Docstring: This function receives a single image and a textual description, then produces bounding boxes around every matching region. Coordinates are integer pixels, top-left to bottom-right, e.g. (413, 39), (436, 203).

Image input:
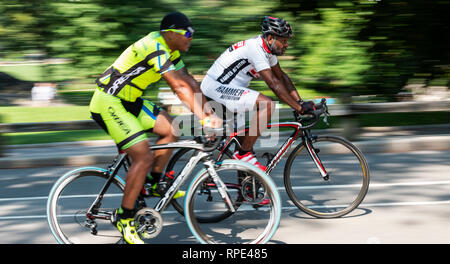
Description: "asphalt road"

(1, 150), (449, 244)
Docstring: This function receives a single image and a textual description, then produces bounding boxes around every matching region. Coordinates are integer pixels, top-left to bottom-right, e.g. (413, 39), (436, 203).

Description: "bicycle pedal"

(110, 211), (117, 226)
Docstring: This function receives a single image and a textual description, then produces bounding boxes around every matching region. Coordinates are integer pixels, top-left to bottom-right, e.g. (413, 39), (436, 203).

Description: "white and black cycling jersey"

(205, 35), (278, 88)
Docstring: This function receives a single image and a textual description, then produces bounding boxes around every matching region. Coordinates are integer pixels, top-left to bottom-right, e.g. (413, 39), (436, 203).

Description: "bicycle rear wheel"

(185, 160), (281, 244)
(284, 135), (370, 218)
(47, 167), (125, 244)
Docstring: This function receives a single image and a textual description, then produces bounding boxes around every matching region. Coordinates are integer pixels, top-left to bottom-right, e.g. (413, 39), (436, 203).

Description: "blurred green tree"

(361, 0), (450, 97)
(47, 0), (169, 78)
(274, 0), (450, 99)
(46, 0), (277, 80)
(294, 7), (371, 92)
(1, 0), (448, 101)
(0, 0), (54, 59)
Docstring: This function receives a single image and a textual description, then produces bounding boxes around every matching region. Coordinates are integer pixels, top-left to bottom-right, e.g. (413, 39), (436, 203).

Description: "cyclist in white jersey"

(201, 16), (315, 171)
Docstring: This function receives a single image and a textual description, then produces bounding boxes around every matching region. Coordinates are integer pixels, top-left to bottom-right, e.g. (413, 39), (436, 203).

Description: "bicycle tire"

(47, 167), (125, 244)
(284, 135), (370, 218)
(167, 147), (238, 223)
(185, 160), (281, 244)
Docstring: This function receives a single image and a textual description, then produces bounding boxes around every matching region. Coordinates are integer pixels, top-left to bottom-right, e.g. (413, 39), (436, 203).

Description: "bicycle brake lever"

(322, 100), (330, 126)
(322, 107), (331, 126)
(323, 114), (329, 126)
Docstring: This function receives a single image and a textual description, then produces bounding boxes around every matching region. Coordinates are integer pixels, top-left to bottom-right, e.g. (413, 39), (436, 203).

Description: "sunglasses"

(162, 27), (194, 38)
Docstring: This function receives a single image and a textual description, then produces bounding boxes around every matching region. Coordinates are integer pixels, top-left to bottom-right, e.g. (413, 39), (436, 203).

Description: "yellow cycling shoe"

(141, 183), (185, 199)
(172, 190), (186, 199)
(116, 217), (144, 244)
(151, 184), (186, 199)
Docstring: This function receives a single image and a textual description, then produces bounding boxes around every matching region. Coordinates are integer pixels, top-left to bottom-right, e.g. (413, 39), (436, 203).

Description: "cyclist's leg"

(122, 140), (152, 209)
(132, 99), (172, 183)
(91, 94), (152, 209)
(240, 93), (274, 152)
(200, 77), (269, 170)
(151, 110), (186, 198)
(115, 114), (152, 244)
(149, 110), (178, 176)
(90, 90), (152, 244)
(135, 99), (184, 198)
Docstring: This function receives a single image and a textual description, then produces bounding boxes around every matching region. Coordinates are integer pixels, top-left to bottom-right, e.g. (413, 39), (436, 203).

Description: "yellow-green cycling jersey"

(90, 31), (183, 150)
(96, 31), (185, 102)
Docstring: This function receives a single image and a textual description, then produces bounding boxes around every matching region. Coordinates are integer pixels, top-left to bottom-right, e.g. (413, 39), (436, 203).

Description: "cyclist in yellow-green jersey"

(95, 31), (185, 102)
(89, 12), (221, 244)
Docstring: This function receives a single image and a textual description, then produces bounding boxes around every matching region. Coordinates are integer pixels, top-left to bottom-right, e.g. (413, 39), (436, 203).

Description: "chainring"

(135, 208), (163, 239)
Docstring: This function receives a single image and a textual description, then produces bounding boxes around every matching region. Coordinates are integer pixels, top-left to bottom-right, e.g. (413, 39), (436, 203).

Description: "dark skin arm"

(271, 63), (302, 102)
(177, 67), (214, 113)
(162, 67), (220, 126)
(259, 64), (303, 112)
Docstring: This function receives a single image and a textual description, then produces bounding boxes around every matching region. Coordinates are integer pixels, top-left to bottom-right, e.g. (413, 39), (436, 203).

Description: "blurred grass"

(0, 105), (90, 123)
(0, 64), (43, 81)
(4, 130), (111, 145)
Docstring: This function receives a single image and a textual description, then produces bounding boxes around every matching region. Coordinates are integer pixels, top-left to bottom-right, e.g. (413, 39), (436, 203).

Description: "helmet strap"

(269, 36), (277, 51)
(263, 35), (277, 53)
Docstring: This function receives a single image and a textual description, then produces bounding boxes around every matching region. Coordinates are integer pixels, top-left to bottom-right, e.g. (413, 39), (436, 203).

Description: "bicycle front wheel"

(185, 160), (281, 244)
(47, 167), (125, 244)
(284, 135), (370, 218)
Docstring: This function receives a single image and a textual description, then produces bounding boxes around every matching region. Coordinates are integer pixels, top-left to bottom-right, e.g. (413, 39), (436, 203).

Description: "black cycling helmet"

(261, 16), (293, 38)
(160, 12), (193, 30)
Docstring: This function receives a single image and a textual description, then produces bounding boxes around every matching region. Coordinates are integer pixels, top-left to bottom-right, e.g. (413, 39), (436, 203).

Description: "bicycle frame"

(217, 121), (329, 178)
(86, 139), (234, 220)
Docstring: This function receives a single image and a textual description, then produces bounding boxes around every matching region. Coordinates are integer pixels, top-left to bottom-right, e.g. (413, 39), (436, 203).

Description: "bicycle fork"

(204, 160), (236, 213)
(305, 139), (329, 181)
